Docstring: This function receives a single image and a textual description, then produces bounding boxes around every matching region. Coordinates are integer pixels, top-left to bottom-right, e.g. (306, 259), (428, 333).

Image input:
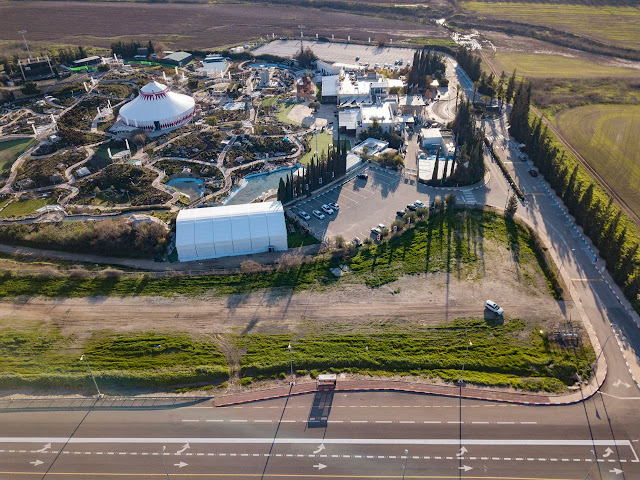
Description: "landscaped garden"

(15, 148), (86, 189)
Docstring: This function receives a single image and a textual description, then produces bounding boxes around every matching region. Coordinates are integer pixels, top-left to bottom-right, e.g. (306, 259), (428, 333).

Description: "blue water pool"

(224, 166), (300, 205)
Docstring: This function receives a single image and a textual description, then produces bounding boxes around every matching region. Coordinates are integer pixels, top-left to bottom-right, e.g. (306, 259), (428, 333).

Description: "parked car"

(298, 210), (311, 221)
(329, 202), (340, 210)
(484, 300), (504, 316)
(377, 223), (386, 230)
(357, 173), (369, 180)
(406, 204), (418, 211)
(321, 204), (335, 215)
(414, 200), (427, 208)
(312, 210), (325, 220)
(353, 237), (362, 247)
(371, 227), (381, 235)
(397, 209), (406, 217)
(528, 169), (538, 177)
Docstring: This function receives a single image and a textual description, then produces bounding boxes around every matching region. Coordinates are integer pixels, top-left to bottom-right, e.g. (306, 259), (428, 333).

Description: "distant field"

(0, 138), (36, 172)
(0, 1), (444, 51)
(555, 105), (640, 218)
(0, 197), (55, 218)
(462, 2), (640, 51)
(490, 53), (640, 78)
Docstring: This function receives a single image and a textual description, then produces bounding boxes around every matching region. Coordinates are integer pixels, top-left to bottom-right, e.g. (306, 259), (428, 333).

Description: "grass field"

(300, 131), (334, 165)
(0, 209), (559, 298)
(237, 318), (594, 393)
(0, 197), (55, 219)
(555, 104), (640, 219)
(275, 101), (301, 126)
(0, 138), (37, 173)
(0, 329), (229, 392)
(490, 53), (640, 79)
(462, 2), (640, 51)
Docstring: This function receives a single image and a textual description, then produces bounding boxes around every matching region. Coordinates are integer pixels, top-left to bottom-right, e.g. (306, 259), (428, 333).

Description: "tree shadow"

(306, 390), (334, 429)
(504, 216), (521, 280)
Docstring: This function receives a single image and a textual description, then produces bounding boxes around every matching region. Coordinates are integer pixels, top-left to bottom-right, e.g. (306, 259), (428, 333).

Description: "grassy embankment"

(274, 101), (301, 126)
(0, 138), (37, 173)
(0, 321), (593, 394)
(0, 330), (229, 391)
(238, 319), (594, 393)
(461, 2), (640, 51)
(0, 209), (560, 298)
(555, 105), (640, 219)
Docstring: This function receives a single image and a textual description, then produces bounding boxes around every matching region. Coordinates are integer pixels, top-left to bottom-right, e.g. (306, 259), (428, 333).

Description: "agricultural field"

(555, 104), (640, 218)
(0, 1), (446, 51)
(0, 138), (37, 173)
(461, 2), (640, 51)
(0, 197), (56, 218)
(0, 329), (229, 392)
(489, 52), (640, 79)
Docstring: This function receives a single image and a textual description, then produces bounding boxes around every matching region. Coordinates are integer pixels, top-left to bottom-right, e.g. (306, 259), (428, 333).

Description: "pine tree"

(505, 70), (516, 104)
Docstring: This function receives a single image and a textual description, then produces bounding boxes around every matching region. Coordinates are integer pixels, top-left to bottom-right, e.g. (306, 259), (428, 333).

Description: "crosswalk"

(460, 190), (476, 205)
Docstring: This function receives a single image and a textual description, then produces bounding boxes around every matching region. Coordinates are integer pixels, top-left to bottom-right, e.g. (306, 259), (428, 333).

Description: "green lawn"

(555, 104), (640, 219)
(490, 53), (640, 79)
(286, 218), (319, 248)
(275, 101), (301, 126)
(0, 329), (229, 392)
(0, 138), (37, 173)
(462, 2), (640, 51)
(261, 96), (279, 108)
(300, 131), (334, 165)
(0, 209), (559, 299)
(0, 197), (56, 218)
(237, 318), (594, 393)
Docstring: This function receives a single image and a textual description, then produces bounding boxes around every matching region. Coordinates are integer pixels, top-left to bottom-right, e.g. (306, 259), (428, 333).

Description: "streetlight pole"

(458, 341), (472, 479)
(161, 445), (171, 480)
(401, 449), (409, 480)
(80, 354), (101, 397)
(287, 343), (294, 387)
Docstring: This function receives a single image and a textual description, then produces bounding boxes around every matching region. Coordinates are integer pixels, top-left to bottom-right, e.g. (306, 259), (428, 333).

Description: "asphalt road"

(0, 391), (638, 479)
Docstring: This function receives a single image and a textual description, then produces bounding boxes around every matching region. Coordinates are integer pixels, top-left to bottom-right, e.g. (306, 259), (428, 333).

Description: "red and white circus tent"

(118, 80), (195, 132)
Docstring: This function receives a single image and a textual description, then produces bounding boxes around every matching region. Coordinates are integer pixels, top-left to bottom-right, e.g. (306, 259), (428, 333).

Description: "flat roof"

(164, 51), (193, 62)
(72, 56), (101, 64)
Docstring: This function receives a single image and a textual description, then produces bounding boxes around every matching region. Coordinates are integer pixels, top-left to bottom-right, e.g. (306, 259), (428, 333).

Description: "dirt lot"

(0, 1), (447, 52)
(0, 267), (573, 341)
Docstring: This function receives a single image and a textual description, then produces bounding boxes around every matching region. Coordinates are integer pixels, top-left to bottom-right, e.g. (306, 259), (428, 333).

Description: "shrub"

(240, 260), (265, 274)
(277, 253), (302, 270)
(239, 377), (253, 386)
(334, 235), (346, 249)
(445, 193), (457, 208)
(101, 268), (123, 279)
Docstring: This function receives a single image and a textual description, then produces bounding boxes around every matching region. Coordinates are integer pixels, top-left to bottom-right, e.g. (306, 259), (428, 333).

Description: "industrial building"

(72, 56), (102, 68)
(175, 202), (288, 262)
(117, 80), (195, 132)
(161, 52), (193, 67)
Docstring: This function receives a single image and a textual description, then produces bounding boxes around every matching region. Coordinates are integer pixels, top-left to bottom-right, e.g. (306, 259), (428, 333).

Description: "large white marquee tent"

(118, 80), (195, 132)
(175, 202), (288, 262)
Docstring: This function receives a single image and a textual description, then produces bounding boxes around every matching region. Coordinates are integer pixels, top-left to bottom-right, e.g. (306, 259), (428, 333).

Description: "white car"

(484, 300), (504, 316)
(298, 210), (311, 221)
(414, 200), (427, 209)
(312, 210), (325, 220)
(321, 204), (335, 215)
(377, 223), (386, 230)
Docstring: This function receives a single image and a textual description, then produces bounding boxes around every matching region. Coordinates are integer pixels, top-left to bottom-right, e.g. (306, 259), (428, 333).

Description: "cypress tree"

(432, 147), (440, 181)
(505, 70), (516, 104)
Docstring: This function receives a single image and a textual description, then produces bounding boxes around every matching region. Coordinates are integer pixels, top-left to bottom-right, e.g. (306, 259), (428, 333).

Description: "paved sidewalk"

(213, 377), (605, 408)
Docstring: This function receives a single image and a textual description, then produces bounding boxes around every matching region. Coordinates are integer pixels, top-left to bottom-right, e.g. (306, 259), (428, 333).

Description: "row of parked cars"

(369, 199), (427, 237)
(297, 202), (340, 221)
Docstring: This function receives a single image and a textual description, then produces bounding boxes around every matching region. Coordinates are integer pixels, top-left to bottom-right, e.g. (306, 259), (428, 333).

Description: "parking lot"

(254, 40), (415, 69)
(288, 166), (479, 242)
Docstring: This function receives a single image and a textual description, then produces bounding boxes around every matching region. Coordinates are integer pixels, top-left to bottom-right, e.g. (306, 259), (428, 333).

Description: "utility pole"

(18, 30), (31, 59)
(401, 449), (409, 480)
(80, 354), (101, 397)
(161, 446), (171, 480)
(458, 341), (472, 479)
(287, 343), (294, 387)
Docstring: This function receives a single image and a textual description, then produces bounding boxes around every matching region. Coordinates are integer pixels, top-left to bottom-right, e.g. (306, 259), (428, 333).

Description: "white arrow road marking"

(174, 462), (188, 468)
(36, 443), (51, 453)
(613, 379), (631, 388)
(457, 446), (468, 456)
(313, 444), (325, 454)
(176, 443), (190, 454)
(459, 465), (473, 472)
(30, 460), (44, 466)
(313, 463), (327, 470)
(602, 447), (614, 458)
(609, 468), (623, 475)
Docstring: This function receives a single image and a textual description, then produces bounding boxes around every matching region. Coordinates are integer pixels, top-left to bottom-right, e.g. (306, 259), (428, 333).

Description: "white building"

(338, 100), (409, 137)
(316, 59), (364, 76)
(117, 80), (195, 132)
(321, 72), (392, 106)
(259, 67), (272, 87)
(175, 202), (288, 262)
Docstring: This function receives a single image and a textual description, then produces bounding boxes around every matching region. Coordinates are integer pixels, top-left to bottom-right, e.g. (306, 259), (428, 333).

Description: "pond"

(167, 177), (205, 200)
(224, 165), (301, 205)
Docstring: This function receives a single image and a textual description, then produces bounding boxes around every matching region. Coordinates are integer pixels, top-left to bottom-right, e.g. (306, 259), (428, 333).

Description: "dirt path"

(0, 273), (574, 339)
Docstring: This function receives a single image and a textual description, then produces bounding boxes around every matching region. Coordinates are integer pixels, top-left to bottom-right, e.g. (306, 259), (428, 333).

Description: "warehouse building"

(161, 51), (193, 67)
(175, 202), (288, 262)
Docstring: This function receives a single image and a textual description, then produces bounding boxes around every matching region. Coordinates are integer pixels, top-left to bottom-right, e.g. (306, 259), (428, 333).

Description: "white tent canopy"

(118, 80), (195, 132)
(175, 202), (288, 262)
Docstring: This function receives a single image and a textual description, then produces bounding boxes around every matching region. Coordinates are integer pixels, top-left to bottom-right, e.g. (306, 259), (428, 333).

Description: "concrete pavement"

(0, 391), (637, 479)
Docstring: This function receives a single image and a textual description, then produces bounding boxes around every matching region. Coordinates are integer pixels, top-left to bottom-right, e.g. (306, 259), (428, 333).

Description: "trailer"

(316, 374), (337, 391)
